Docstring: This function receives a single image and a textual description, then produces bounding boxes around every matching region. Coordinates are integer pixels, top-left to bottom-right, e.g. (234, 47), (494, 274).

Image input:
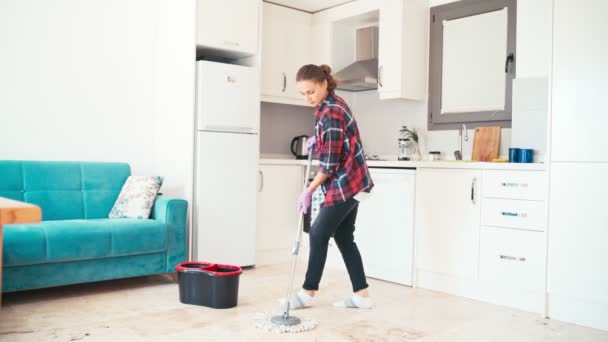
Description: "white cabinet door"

(261, 3), (288, 99)
(415, 168), (481, 285)
(378, 0), (427, 100)
(310, 17), (331, 66)
(195, 131), (257, 267)
(378, 0), (402, 98)
(356, 168), (416, 286)
(551, 0), (608, 162)
(547, 162), (608, 330)
(256, 164), (304, 264)
(261, 3), (310, 106)
(197, 0), (260, 57)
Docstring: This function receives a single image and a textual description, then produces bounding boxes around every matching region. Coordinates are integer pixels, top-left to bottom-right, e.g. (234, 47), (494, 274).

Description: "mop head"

(254, 312), (319, 333)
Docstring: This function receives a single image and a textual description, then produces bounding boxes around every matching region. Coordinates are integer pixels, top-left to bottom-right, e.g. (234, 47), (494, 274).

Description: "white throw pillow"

(109, 176), (163, 219)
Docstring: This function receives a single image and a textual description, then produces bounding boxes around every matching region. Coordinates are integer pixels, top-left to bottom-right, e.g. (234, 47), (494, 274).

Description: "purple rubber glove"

(306, 136), (317, 152)
(297, 189), (313, 214)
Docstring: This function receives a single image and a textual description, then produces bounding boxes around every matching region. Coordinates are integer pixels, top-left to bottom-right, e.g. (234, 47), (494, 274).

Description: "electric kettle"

(290, 135), (309, 160)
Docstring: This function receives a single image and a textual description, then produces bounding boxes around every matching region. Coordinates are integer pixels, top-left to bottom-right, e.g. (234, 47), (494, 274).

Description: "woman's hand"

(306, 136), (317, 152)
(297, 189), (313, 214)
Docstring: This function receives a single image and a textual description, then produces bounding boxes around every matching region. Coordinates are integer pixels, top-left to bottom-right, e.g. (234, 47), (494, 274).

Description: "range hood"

(334, 26), (379, 92)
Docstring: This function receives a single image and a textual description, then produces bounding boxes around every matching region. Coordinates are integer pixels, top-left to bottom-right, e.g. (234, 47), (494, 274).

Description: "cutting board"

(472, 126), (501, 161)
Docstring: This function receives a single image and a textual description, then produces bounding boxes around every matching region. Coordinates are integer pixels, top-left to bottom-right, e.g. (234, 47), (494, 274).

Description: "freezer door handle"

(259, 170), (264, 192)
(199, 126), (257, 134)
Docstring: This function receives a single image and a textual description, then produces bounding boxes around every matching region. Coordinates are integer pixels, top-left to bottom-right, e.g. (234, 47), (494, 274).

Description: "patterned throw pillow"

(109, 176), (163, 219)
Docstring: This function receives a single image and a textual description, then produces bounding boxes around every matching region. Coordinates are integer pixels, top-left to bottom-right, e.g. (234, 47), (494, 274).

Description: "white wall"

(351, 90), (511, 160)
(0, 0), (196, 201)
(153, 0), (197, 201)
(260, 102), (314, 156)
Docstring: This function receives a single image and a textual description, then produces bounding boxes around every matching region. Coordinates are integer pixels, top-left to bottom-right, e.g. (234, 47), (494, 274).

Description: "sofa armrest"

(151, 196), (188, 272)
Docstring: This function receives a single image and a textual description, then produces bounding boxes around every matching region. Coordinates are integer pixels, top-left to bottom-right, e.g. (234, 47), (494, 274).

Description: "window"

(428, 0), (516, 130)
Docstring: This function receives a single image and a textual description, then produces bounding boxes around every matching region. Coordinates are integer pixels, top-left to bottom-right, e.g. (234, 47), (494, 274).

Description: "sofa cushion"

(0, 161), (25, 201)
(3, 219), (167, 267)
(0, 161), (130, 221)
(81, 163), (131, 219)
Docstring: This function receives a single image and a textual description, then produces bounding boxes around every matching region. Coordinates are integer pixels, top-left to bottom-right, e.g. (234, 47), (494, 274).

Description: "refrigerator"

(194, 60), (258, 267)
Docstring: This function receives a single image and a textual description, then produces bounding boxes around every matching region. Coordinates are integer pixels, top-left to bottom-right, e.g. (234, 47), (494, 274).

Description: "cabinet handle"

(223, 40), (240, 47)
(282, 72), (286, 92)
(500, 254), (526, 262)
(259, 170), (264, 192)
(500, 211), (528, 218)
(378, 65), (383, 87)
(471, 177), (477, 204)
(505, 53), (515, 73)
(501, 182), (528, 188)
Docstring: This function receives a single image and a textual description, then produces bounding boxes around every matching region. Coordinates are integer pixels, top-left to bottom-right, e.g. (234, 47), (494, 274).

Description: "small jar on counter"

(427, 151), (441, 161)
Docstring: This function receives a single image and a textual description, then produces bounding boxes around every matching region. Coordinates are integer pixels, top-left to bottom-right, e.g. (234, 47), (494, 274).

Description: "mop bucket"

(175, 261), (243, 309)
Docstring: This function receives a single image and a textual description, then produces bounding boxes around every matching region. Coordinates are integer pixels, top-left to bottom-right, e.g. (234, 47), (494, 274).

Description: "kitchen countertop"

(259, 155), (547, 171)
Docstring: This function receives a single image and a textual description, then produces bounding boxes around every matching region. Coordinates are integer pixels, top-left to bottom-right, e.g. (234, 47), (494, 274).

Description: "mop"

(255, 152), (319, 333)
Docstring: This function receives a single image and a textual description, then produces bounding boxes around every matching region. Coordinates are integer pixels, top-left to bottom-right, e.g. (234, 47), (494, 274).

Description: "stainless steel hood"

(334, 26), (379, 92)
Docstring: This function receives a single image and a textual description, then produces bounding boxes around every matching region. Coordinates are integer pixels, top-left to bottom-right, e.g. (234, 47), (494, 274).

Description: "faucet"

(454, 124), (468, 160)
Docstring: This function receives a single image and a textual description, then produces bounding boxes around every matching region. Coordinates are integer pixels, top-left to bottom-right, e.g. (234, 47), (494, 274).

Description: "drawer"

(481, 198), (547, 232)
(482, 170), (548, 200)
(479, 226), (545, 292)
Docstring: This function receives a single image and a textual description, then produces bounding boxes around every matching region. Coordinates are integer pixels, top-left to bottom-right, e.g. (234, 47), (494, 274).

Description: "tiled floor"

(1, 262), (607, 341)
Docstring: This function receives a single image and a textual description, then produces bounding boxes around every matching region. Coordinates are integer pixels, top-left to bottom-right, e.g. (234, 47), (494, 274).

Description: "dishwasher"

(354, 167), (416, 286)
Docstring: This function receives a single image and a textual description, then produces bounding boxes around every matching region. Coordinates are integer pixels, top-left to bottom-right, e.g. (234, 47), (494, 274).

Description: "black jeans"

(303, 197), (369, 292)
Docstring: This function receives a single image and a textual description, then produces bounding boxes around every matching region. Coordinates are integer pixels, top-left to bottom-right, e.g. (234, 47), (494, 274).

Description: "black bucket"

(175, 262), (243, 309)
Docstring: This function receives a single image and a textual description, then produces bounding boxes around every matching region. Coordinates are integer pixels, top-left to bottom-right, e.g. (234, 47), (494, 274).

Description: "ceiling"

(264, 0), (356, 13)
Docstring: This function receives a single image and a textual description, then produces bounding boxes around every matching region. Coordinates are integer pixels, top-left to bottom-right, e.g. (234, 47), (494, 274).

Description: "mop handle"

(282, 152), (314, 319)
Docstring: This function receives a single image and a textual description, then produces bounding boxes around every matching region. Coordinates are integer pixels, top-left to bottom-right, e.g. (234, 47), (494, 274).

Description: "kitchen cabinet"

(551, 0), (608, 162)
(478, 226), (545, 312)
(477, 169), (548, 314)
(197, 0), (260, 58)
(355, 168), (416, 286)
(377, 0), (428, 100)
(545, 0), (608, 331)
(311, 0), (427, 100)
(256, 164), (304, 265)
(415, 168), (481, 297)
(547, 163), (608, 331)
(261, 2), (311, 106)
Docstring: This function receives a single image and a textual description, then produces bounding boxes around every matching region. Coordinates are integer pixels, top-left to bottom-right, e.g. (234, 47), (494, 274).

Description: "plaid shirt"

(314, 91), (374, 207)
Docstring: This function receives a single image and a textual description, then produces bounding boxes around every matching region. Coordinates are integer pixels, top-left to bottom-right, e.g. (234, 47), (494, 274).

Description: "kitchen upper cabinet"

(261, 3), (311, 106)
(547, 163), (608, 331)
(256, 164), (304, 265)
(355, 168), (416, 286)
(378, 0), (428, 100)
(415, 168), (481, 296)
(311, 0), (427, 100)
(551, 0), (608, 162)
(197, 0), (260, 58)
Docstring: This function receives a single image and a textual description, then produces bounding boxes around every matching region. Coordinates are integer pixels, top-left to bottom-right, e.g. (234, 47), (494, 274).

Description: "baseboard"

(416, 270), (546, 315)
(476, 281), (545, 315)
(415, 270), (481, 300)
(547, 293), (608, 332)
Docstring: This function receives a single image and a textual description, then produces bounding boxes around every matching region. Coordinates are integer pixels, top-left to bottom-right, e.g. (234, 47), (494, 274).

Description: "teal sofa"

(0, 160), (188, 292)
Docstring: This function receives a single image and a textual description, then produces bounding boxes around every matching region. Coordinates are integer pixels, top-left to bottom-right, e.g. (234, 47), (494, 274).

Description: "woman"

(283, 64), (374, 310)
